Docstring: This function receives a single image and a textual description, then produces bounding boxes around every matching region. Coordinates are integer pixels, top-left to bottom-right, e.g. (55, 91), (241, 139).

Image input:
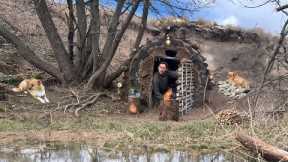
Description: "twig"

(69, 89), (80, 103)
(253, 18), (288, 105)
(64, 101), (80, 113)
(202, 75), (209, 106)
(276, 4), (288, 12)
(49, 111), (53, 124)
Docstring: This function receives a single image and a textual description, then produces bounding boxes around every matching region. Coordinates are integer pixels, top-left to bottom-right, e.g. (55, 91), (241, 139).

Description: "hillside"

(0, 0), (151, 77)
(1, 0), (286, 109)
(1, 1), (288, 160)
(1, 2), (279, 89)
(0, 0), (282, 113)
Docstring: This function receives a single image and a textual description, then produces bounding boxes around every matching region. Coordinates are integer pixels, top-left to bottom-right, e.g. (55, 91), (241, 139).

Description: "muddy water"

(0, 143), (260, 162)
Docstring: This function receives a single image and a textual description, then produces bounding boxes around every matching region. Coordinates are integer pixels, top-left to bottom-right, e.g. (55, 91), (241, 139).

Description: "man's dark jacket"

(152, 71), (178, 103)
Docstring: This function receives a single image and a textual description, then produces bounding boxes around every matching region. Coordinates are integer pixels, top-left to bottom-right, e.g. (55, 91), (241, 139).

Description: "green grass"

(0, 119), (43, 131)
(0, 113), (286, 152)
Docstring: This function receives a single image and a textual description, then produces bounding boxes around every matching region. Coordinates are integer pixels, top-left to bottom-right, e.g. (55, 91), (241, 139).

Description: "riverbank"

(0, 112), (236, 152)
(0, 110), (286, 153)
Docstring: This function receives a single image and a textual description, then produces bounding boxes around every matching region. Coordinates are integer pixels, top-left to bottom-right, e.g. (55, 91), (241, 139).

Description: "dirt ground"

(0, 82), (239, 146)
(0, 84), (232, 119)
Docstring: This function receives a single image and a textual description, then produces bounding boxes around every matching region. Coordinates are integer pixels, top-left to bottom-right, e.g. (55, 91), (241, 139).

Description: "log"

(235, 132), (288, 162)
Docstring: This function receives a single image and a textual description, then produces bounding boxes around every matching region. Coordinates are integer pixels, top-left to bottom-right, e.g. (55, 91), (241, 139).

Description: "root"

(56, 90), (112, 117)
(74, 93), (111, 117)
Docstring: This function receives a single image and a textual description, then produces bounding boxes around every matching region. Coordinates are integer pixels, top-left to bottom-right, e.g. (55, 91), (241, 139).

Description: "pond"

(0, 143), (262, 162)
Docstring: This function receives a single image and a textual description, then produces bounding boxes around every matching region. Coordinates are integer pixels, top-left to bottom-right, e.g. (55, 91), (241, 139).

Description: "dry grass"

(149, 16), (189, 27)
(195, 18), (217, 28)
(0, 111), (237, 151)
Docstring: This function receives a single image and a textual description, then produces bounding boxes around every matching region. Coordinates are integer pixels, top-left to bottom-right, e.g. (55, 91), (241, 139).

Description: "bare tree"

(0, 0), (205, 90)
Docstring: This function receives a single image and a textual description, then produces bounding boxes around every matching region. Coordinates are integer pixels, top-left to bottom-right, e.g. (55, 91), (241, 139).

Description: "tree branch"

(260, 18), (288, 88)
(86, 0), (126, 89)
(104, 0), (150, 87)
(132, 0), (149, 51)
(0, 23), (63, 81)
(33, 0), (75, 83)
(104, 60), (130, 87)
(110, 0), (141, 58)
(75, 0), (88, 71)
(67, 0), (75, 61)
(276, 4), (288, 11)
(90, 0), (101, 73)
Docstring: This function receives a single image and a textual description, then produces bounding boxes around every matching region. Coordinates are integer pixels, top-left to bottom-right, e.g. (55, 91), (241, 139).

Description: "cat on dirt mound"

(159, 88), (179, 121)
(12, 78), (50, 104)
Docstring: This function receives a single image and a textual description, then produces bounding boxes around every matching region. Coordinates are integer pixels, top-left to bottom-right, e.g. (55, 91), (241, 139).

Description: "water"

(0, 143), (260, 162)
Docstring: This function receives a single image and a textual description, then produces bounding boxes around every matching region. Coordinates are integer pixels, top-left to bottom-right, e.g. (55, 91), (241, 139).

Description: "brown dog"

(12, 79), (49, 103)
(227, 72), (250, 90)
(159, 88), (179, 121)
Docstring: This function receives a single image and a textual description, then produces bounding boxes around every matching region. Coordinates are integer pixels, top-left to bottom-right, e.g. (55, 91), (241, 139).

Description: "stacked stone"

(217, 80), (248, 99)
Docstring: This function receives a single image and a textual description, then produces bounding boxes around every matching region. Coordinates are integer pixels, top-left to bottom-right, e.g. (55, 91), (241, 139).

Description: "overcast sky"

(189, 0), (287, 33)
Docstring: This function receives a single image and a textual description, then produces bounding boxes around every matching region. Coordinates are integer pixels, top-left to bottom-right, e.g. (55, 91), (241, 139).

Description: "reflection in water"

(0, 144), (261, 162)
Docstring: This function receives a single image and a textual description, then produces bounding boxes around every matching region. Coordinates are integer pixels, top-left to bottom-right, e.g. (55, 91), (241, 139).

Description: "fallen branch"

(74, 93), (111, 117)
(235, 132), (288, 162)
(69, 89), (80, 104)
(63, 93), (96, 113)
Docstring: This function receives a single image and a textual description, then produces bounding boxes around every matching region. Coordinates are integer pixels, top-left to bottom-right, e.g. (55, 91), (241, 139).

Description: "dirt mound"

(0, 1), (282, 120)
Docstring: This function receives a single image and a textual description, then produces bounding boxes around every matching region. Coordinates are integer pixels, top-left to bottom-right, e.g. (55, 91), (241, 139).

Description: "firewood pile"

(215, 109), (248, 125)
(176, 62), (198, 115)
(217, 80), (248, 99)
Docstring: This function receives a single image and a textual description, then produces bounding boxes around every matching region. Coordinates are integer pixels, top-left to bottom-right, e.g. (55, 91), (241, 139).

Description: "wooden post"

(235, 132), (288, 162)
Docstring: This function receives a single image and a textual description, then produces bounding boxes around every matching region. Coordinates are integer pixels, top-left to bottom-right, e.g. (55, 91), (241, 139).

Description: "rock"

(217, 79), (249, 99)
(217, 81), (227, 85)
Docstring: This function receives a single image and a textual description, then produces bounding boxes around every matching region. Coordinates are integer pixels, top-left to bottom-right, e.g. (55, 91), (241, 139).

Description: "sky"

(58, 0), (288, 34)
(184, 0), (287, 33)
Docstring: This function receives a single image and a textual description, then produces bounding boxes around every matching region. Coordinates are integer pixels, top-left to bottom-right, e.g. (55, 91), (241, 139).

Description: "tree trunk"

(0, 23), (63, 81)
(104, 0), (150, 87)
(86, 0), (126, 89)
(104, 62), (129, 88)
(67, 0), (75, 61)
(90, 0), (101, 73)
(132, 0), (149, 52)
(33, 0), (75, 83)
(235, 132), (288, 162)
(75, 0), (88, 74)
(109, 0), (141, 58)
(87, 0), (142, 89)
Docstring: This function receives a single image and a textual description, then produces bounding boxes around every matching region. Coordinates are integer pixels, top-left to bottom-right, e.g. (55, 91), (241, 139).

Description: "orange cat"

(227, 72), (250, 90)
(159, 88), (179, 121)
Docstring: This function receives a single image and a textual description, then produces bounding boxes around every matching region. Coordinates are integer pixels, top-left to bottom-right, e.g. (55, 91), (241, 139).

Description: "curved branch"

(261, 18), (288, 86)
(104, 0), (150, 87)
(86, 0), (126, 89)
(276, 4), (288, 11)
(33, 0), (75, 83)
(0, 23), (63, 81)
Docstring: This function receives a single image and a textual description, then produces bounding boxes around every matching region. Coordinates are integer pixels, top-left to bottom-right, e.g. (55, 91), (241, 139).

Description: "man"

(152, 61), (178, 107)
